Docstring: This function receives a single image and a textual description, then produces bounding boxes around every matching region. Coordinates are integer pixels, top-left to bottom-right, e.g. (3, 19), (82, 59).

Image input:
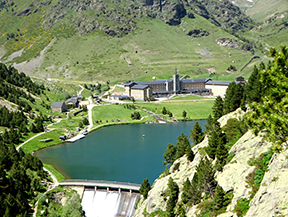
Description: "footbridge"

(59, 179), (141, 192)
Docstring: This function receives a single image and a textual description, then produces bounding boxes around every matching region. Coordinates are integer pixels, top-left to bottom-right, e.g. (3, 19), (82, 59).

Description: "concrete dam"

(60, 180), (141, 217)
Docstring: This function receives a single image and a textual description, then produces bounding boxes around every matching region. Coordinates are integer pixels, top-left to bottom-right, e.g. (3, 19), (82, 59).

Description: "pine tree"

(224, 82), (236, 114)
(215, 141), (228, 171)
(245, 65), (262, 103)
(212, 96), (224, 120)
(176, 133), (190, 159)
(214, 185), (225, 211)
(206, 130), (218, 159)
(166, 177), (179, 217)
(181, 178), (192, 204)
(162, 107), (167, 115)
(139, 178), (151, 200)
(163, 143), (176, 166)
(190, 122), (204, 145)
(205, 114), (213, 133)
(185, 146), (195, 162)
(182, 110), (187, 118)
(197, 157), (216, 197)
(189, 172), (201, 205)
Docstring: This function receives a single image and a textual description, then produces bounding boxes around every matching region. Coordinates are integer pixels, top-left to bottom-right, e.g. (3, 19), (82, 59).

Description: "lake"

(35, 120), (206, 184)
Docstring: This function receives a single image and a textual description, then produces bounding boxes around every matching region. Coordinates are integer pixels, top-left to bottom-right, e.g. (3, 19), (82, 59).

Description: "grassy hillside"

(231, 0), (288, 22)
(23, 15), (267, 84)
(243, 11), (288, 49)
(0, 0), (270, 84)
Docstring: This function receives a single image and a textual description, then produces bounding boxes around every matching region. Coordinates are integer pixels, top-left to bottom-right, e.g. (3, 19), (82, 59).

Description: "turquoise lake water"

(35, 120), (206, 184)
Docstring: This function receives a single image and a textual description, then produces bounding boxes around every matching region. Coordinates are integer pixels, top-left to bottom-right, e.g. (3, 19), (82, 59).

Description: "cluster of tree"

(80, 105), (88, 112)
(37, 187), (84, 216)
(162, 107), (173, 118)
(163, 133), (195, 166)
(206, 120), (228, 171)
(123, 104), (136, 110)
(30, 116), (45, 133)
(213, 47), (287, 151)
(227, 65), (237, 71)
(212, 81), (245, 119)
(0, 106), (27, 128)
(213, 60), (267, 122)
(79, 117), (89, 128)
(131, 111), (141, 120)
(0, 141), (47, 216)
(0, 63), (45, 95)
(244, 47), (288, 149)
(0, 82), (35, 111)
(181, 157), (232, 216)
(83, 83), (110, 94)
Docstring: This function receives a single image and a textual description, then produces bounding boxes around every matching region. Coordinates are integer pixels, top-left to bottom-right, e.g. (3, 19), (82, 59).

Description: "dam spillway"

(59, 180), (141, 217)
(81, 188), (140, 217)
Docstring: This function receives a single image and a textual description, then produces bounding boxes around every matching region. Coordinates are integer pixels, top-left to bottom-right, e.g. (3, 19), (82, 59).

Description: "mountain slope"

(0, 0), (262, 83)
(230, 0), (288, 22)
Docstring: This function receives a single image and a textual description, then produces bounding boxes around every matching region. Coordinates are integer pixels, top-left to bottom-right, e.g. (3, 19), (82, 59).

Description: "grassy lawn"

(168, 94), (208, 101)
(92, 104), (147, 123)
(52, 111), (89, 131)
(138, 99), (214, 120)
(20, 129), (66, 154)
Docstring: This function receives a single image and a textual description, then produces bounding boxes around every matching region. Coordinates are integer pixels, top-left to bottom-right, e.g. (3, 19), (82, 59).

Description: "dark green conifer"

(206, 130), (218, 159)
(163, 143), (176, 166)
(185, 146), (195, 162)
(223, 82), (236, 114)
(181, 178), (192, 204)
(182, 110), (187, 118)
(196, 157), (216, 196)
(190, 172), (201, 205)
(176, 133), (190, 159)
(215, 141), (228, 171)
(212, 96), (224, 120)
(139, 178), (151, 200)
(166, 177), (179, 217)
(214, 185), (225, 211)
(245, 65), (262, 103)
(190, 122), (204, 145)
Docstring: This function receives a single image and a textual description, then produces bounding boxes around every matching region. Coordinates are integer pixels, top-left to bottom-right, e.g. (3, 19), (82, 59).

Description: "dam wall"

(82, 188), (140, 217)
(60, 180), (141, 217)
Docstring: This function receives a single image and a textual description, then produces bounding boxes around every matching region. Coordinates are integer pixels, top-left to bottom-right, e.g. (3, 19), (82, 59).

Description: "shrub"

(234, 198), (250, 217)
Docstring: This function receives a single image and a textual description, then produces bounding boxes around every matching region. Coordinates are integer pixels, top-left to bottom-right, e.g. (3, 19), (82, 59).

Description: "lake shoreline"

(35, 119), (205, 182)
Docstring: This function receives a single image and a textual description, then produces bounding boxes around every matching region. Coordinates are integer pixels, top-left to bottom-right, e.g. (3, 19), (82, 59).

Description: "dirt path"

(78, 84), (84, 95)
(33, 167), (59, 217)
(16, 131), (47, 151)
(87, 97), (96, 131)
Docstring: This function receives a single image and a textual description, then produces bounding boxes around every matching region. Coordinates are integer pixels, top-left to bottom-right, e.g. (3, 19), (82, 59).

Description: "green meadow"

(138, 98), (214, 120)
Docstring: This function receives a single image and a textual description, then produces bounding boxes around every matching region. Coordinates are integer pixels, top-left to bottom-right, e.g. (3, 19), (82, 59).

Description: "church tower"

(173, 68), (179, 92)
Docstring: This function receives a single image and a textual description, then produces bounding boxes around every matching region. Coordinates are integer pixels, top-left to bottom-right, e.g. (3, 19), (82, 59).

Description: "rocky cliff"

(10, 0), (254, 37)
(135, 108), (288, 216)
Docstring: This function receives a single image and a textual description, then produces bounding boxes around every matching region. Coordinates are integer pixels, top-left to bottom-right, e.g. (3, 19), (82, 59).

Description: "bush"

(234, 198), (250, 217)
(131, 111), (141, 120)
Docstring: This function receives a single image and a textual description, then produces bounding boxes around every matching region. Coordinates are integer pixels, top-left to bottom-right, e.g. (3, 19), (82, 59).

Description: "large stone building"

(124, 70), (211, 100)
(124, 70), (244, 100)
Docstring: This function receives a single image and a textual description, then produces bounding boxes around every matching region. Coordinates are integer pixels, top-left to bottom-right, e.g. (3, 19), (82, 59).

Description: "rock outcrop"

(11, 0), (254, 37)
(216, 38), (240, 48)
(135, 108), (287, 216)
